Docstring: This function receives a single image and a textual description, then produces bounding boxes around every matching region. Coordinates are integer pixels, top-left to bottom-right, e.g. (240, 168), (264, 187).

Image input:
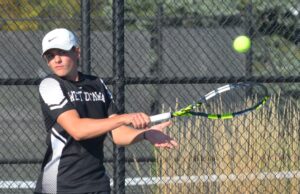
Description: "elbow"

(72, 131), (86, 141)
(72, 134), (85, 141)
(69, 125), (89, 141)
(57, 110), (89, 141)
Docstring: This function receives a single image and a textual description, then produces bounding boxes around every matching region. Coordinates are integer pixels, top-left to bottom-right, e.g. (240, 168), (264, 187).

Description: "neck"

(62, 71), (79, 82)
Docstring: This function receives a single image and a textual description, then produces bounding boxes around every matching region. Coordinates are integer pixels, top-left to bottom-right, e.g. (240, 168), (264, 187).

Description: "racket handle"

(150, 112), (172, 123)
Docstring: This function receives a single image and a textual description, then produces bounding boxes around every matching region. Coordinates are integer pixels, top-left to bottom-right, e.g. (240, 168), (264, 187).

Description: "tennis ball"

(233, 35), (251, 53)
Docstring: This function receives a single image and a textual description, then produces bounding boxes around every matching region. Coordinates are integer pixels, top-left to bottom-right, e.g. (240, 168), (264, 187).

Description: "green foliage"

(0, 0), (46, 30)
(0, 0), (80, 31)
(0, 0), (298, 32)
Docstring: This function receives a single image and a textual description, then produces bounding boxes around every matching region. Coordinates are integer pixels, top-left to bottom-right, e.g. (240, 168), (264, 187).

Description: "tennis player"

(34, 28), (177, 194)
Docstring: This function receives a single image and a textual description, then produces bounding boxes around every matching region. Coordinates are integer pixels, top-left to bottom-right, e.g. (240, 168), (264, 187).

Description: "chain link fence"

(0, 0), (299, 193)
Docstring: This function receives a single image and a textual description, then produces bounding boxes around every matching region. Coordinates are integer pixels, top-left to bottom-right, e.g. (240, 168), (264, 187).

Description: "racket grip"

(150, 112), (172, 123)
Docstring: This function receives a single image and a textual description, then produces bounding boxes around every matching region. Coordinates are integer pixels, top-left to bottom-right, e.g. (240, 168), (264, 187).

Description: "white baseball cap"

(42, 28), (78, 55)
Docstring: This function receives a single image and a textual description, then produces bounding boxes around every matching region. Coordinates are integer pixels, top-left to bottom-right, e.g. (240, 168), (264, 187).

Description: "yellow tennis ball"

(233, 35), (251, 53)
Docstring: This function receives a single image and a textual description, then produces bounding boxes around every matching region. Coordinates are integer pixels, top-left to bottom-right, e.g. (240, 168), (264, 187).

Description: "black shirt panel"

(35, 72), (116, 193)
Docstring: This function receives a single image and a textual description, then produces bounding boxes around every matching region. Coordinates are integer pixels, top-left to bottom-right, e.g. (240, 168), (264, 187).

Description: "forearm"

(112, 121), (178, 149)
(72, 116), (127, 140)
(57, 109), (151, 141)
(57, 110), (128, 140)
(111, 126), (146, 146)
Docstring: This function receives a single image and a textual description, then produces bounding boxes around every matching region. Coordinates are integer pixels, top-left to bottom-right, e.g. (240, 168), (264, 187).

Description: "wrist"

(119, 114), (130, 125)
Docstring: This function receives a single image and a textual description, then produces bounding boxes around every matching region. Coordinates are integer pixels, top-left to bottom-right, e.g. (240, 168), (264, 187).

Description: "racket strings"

(172, 102), (202, 117)
(196, 86), (268, 115)
(170, 83), (270, 120)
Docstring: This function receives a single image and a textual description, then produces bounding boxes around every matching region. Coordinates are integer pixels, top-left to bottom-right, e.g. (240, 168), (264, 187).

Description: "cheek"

(47, 62), (55, 71)
(67, 55), (79, 66)
(64, 58), (76, 69)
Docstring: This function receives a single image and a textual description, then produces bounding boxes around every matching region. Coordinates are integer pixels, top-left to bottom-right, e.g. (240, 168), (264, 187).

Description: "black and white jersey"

(35, 72), (117, 194)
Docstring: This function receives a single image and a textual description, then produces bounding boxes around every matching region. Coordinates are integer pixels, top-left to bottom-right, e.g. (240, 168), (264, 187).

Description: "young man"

(34, 28), (177, 194)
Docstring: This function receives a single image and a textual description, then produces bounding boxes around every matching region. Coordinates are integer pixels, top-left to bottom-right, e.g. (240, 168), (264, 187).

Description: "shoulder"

(39, 75), (65, 100)
(39, 75), (61, 91)
(39, 75), (58, 87)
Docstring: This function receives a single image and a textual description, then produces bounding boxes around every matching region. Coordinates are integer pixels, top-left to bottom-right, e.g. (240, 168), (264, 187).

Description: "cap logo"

(48, 37), (57, 42)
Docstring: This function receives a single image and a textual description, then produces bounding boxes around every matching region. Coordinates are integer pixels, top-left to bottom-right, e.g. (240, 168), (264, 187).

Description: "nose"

(53, 54), (62, 63)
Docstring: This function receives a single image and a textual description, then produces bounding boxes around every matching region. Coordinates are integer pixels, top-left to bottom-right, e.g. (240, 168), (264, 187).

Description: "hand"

(124, 112), (150, 129)
(144, 121), (178, 149)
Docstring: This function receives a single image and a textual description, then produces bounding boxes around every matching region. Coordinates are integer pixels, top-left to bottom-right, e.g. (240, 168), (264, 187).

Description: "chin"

(54, 71), (68, 78)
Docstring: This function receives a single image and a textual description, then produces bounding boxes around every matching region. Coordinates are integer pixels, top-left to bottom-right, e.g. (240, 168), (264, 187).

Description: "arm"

(111, 120), (178, 149)
(39, 77), (150, 141)
(110, 125), (146, 145)
(57, 110), (150, 141)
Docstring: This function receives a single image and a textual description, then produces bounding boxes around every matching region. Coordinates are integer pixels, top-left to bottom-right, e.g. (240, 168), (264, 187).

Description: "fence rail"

(2, 170), (300, 189)
(0, 76), (300, 86)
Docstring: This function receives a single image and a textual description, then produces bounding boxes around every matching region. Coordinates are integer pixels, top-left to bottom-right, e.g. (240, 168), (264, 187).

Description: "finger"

(164, 139), (178, 149)
(151, 121), (172, 130)
(157, 143), (174, 149)
(132, 114), (142, 129)
(140, 112), (150, 120)
(133, 113), (145, 129)
(140, 113), (150, 128)
(162, 121), (172, 128)
(158, 120), (172, 127)
(155, 140), (176, 149)
(169, 140), (178, 147)
(154, 143), (169, 148)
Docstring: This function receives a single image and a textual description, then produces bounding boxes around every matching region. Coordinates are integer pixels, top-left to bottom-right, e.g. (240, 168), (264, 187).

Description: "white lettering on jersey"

(68, 91), (105, 103)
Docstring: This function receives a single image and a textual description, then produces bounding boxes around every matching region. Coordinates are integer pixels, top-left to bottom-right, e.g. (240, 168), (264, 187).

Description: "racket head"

(173, 82), (270, 119)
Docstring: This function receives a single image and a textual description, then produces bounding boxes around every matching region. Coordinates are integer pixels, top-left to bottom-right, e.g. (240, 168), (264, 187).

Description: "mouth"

(55, 65), (64, 70)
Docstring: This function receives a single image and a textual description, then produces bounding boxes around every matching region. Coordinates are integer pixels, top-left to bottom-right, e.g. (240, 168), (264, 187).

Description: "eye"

(58, 50), (68, 55)
(44, 53), (54, 61)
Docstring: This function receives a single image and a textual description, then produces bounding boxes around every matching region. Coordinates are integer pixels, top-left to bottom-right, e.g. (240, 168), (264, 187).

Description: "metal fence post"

(81, 0), (91, 74)
(150, 3), (164, 115)
(112, 0), (125, 194)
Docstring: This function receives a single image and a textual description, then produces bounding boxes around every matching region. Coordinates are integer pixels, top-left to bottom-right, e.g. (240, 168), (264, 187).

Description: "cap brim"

(42, 44), (74, 56)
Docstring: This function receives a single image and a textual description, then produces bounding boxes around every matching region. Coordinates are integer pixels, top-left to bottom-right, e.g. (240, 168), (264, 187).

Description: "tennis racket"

(150, 82), (270, 123)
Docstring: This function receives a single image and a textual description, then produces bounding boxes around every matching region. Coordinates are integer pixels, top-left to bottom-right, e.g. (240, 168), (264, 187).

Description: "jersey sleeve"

(39, 77), (75, 121)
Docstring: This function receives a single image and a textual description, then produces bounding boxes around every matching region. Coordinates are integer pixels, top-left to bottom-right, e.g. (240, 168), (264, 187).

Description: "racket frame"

(150, 82), (269, 122)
